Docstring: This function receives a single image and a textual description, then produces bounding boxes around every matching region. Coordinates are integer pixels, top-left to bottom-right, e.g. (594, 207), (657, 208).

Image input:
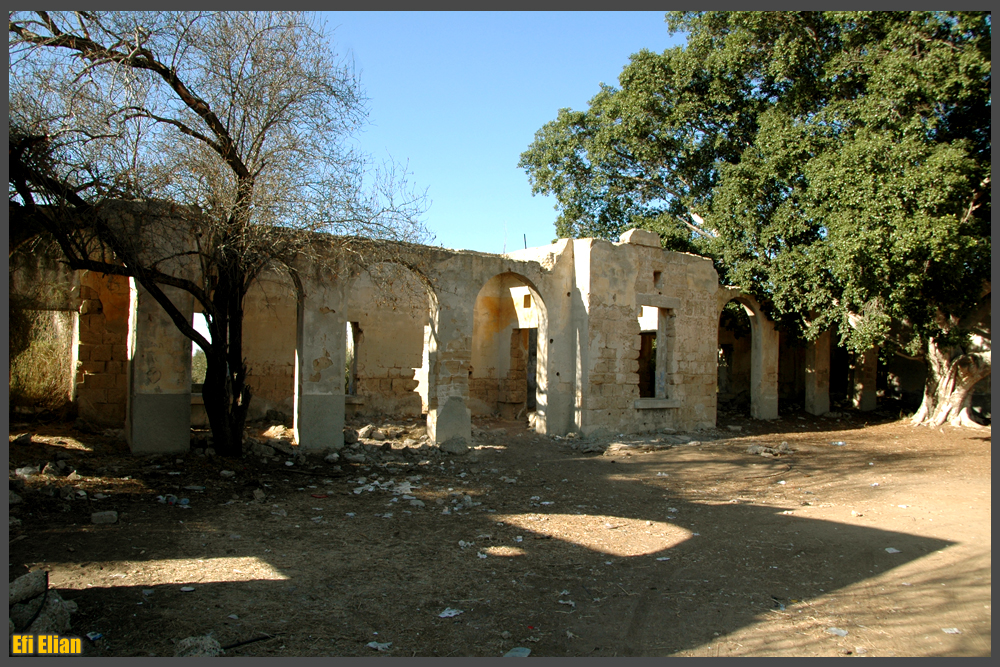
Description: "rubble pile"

(8, 570), (78, 635)
(746, 442), (793, 457)
(241, 419), (482, 469)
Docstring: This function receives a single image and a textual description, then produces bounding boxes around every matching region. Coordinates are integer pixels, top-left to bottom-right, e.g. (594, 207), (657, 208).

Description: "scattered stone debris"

(9, 570), (78, 635)
(174, 635), (224, 657)
(14, 466), (40, 479)
(746, 442), (793, 457)
(440, 436), (469, 455)
(9, 570), (48, 605)
(91, 511), (119, 525)
(604, 442), (674, 455)
(12, 433), (33, 445)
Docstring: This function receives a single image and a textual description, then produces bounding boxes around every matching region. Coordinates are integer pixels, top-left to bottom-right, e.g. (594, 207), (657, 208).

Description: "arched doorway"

(239, 270), (301, 423)
(470, 272), (548, 430)
(717, 290), (779, 420)
(345, 262), (436, 421)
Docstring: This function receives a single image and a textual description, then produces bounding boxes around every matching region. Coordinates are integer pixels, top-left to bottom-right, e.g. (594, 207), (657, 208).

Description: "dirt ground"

(7, 408), (991, 657)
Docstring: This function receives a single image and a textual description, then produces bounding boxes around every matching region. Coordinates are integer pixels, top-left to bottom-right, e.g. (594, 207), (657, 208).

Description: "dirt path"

(8, 410), (991, 656)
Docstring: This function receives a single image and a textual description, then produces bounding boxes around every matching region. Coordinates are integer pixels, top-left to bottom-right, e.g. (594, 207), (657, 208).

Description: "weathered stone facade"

(20, 225), (965, 455)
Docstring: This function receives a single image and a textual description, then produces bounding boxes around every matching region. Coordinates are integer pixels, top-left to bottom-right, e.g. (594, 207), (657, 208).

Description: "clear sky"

(322, 11), (686, 254)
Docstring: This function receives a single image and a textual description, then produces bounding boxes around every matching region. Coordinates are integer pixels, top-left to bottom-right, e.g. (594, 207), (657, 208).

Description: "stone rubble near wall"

(746, 442), (793, 457)
(174, 635), (224, 657)
(240, 419), (484, 468)
(8, 570), (78, 635)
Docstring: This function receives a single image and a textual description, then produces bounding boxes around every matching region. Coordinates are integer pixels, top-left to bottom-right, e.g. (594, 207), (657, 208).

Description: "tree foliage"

(9, 11), (429, 453)
(520, 11), (990, 423)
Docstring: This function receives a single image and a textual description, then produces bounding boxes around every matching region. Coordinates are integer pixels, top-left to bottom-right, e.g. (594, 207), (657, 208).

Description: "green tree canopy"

(520, 11), (990, 424)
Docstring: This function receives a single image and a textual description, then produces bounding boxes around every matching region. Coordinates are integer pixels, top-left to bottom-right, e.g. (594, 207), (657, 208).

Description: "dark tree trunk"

(200, 272), (252, 457)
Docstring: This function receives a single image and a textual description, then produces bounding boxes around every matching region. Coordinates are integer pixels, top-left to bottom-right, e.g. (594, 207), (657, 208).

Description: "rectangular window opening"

(636, 305), (675, 401)
(638, 332), (657, 398)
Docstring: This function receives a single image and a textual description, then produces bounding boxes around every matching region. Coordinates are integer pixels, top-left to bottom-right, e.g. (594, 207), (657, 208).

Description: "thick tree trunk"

(911, 337), (990, 427)
(200, 277), (252, 457)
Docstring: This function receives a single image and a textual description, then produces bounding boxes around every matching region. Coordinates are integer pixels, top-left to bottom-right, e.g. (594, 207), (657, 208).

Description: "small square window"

(523, 294), (531, 308)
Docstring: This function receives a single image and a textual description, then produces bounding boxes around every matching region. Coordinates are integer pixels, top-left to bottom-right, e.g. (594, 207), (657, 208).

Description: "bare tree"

(9, 11), (429, 455)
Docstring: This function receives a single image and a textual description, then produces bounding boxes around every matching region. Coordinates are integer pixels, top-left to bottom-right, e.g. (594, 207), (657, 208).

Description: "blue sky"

(323, 11), (686, 253)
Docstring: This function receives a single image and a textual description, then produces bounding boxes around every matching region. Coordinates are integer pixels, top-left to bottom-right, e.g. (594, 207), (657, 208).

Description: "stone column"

(126, 284), (193, 454)
(749, 308), (780, 420)
(805, 330), (831, 415)
(294, 282), (346, 451)
(426, 292), (473, 445)
(852, 347), (878, 412)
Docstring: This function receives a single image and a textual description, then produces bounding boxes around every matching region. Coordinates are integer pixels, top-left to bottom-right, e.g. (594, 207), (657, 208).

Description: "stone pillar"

(852, 347), (878, 412)
(805, 330), (831, 415)
(126, 284), (193, 454)
(426, 293), (472, 445)
(749, 308), (780, 420)
(294, 282), (346, 451)
(654, 307), (677, 399)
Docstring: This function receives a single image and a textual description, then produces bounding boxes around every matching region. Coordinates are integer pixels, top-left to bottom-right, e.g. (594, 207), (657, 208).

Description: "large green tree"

(520, 11), (990, 426)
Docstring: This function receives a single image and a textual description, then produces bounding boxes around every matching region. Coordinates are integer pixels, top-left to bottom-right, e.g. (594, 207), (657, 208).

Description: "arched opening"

(470, 272), (548, 429)
(717, 293), (779, 420)
(241, 270), (300, 424)
(345, 262), (436, 421)
(717, 300), (752, 416)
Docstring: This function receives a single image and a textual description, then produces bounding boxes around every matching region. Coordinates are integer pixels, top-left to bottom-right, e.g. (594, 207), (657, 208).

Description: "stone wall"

(470, 273), (540, 418)
(241, 274), (297, 421)
(75, 272), (131, 425)
(558, 230), (720, 435)
(11, 225), (789, 453)
(345, 264), (430, 418)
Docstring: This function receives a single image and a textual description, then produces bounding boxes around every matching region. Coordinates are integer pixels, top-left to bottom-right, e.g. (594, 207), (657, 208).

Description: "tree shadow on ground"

(7, 414), (986, 656)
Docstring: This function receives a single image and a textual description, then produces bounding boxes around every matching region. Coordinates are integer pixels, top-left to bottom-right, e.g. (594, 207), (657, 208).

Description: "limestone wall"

(12, 224), (745, 452)
(241, 274), (298, 421)
(345, 264), (430, 418)
(589, 236), (718, 433)
(76, 272), (131, 425)
(470, 273), (540, 418)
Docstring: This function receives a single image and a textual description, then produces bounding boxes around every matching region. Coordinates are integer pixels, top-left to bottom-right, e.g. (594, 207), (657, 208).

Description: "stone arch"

(240, 267), (303, 422)
(470, 271), (550, 431)
(345, 262), (438, 420)
(717, 288), (779, 420)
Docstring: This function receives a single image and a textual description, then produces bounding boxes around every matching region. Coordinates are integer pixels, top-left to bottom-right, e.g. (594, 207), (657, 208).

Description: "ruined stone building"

(12, 226), (948, 455)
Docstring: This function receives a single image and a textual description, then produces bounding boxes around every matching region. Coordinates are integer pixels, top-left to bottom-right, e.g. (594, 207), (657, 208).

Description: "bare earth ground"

(8, 409), (991, 657)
